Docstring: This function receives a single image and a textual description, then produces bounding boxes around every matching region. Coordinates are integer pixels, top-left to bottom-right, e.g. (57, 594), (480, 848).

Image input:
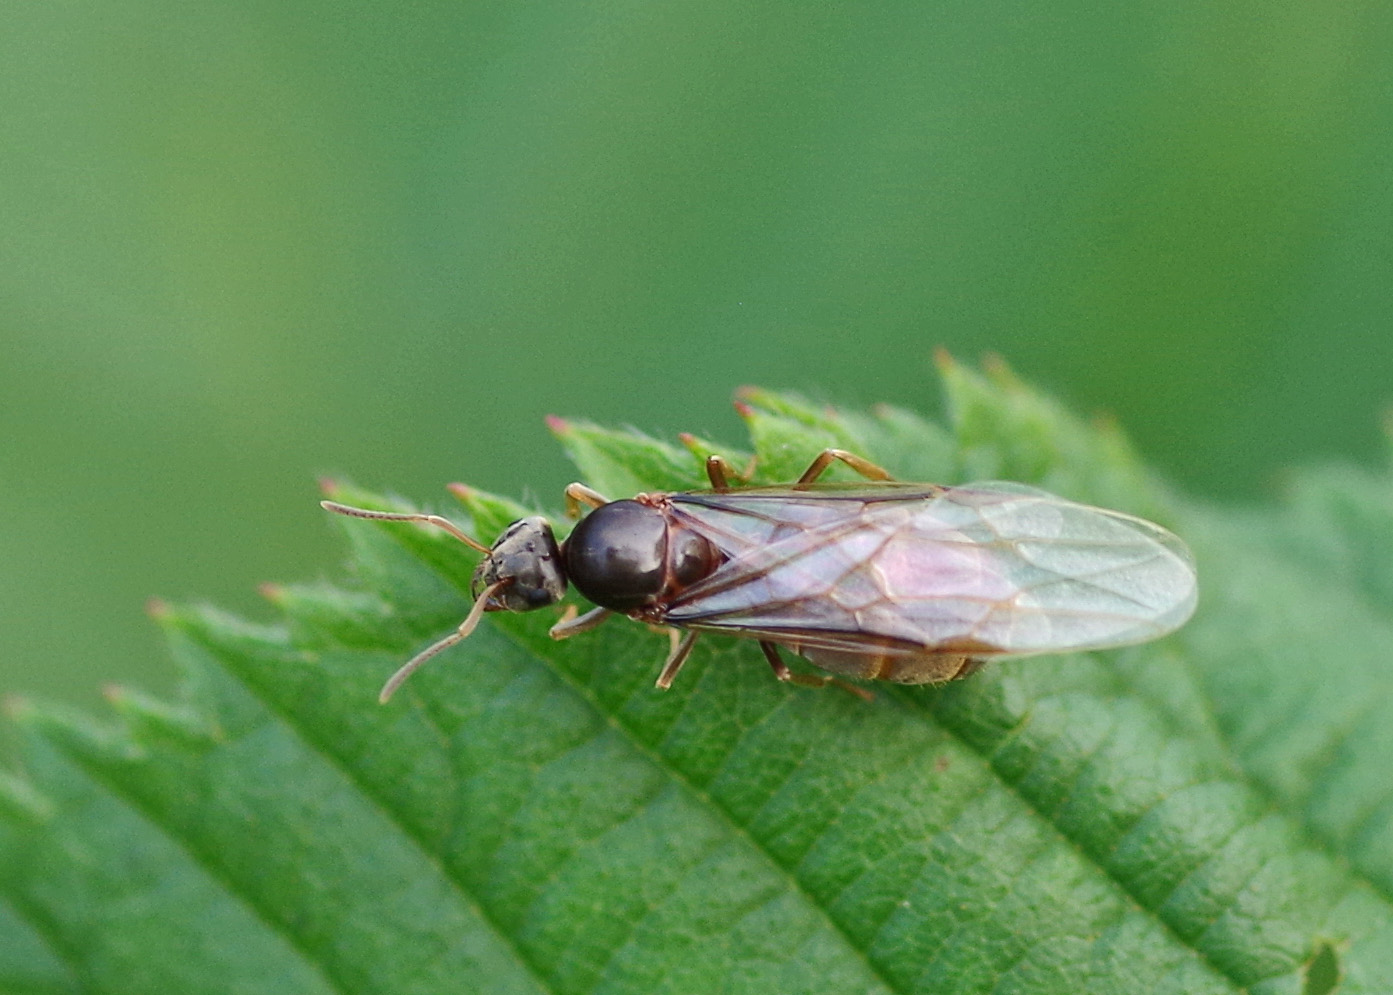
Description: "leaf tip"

(318, 476), (344, 498)
(933, 345), (958, 371)
(545, 414), (572, 436)
(145, 598), (204, 637)
(258, 582), (286, 604)
(981, 351), (1021, 388)
(676, 432), (705, 462)
(446, 482), (474, 501)
(733, 385), (777, 418)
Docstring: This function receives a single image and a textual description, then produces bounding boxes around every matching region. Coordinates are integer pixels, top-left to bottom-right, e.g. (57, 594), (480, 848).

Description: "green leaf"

(4, 364), (1393, 995)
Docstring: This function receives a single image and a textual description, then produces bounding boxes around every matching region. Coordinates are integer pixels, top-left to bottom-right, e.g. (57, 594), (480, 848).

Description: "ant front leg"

(564, 482), (609, 518)
(549, 605), (613, 640)
(796, 449), (893, 485)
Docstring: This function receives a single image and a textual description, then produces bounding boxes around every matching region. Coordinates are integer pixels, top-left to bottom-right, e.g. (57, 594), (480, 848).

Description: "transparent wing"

(668, 483), (945, 555)
(664, 482), (1197, 657)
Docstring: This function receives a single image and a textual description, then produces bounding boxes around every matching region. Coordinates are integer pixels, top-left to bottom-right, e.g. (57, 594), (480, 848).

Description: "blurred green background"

(3, 2), (1391, 708)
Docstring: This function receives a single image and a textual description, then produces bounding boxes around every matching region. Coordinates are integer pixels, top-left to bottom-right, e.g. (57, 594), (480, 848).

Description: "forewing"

(667, 483), (944, 557)
(665, 482), (1197, 657)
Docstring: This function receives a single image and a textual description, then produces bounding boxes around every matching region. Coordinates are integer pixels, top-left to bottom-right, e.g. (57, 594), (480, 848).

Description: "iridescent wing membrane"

(662, 482), (1198, 659)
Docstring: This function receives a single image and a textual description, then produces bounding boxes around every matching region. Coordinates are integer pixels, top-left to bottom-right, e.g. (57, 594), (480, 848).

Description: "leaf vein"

(903, 688), (1252, 992)
(209, 650), (561, 995)
(0, 888), (91, 995)
(50, 746), (354, 995)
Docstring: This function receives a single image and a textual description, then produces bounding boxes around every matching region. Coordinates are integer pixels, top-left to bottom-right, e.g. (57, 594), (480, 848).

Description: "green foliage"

(3, 364), (1392, 994)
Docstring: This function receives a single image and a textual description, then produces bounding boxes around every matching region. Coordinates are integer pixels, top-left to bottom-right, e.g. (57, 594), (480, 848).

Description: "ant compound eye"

(473, 517), (566, 612)
(564, 500), (667, 611)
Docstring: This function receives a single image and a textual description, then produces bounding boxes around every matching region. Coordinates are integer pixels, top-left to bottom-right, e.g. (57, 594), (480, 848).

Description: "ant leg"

(759, 641), (830, 687)
(654, 631), (699, 689)
(564, 482), (609, 518)
(705, 455), (735, 490)
(640, 624), (683, 658)
(705, 453), (759, 490)
(952, 657), (985, 680)
(759, 642), (874, 701)
(549, 605), (613, 640)
(796, 449), (893, 485)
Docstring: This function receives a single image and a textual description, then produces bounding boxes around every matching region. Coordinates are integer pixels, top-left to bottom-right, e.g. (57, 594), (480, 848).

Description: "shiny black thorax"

(562, 498), (721, 612)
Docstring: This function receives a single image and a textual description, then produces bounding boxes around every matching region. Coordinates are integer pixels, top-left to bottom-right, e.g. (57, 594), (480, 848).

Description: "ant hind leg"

(759, 642), (874, 701)
(796, 449), (893, 485)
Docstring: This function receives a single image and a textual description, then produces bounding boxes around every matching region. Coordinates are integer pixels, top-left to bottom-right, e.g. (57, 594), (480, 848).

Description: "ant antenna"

(321, 499), (503, 702)
(320, 500), (490, 554)
(378, 579), (510, 703)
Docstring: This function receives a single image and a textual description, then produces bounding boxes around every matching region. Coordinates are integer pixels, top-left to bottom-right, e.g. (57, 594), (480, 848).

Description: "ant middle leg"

(655, 631), (700, 689)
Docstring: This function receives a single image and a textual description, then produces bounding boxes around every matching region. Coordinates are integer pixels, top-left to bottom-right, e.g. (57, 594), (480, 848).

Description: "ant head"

(472, 516), (566, 613)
